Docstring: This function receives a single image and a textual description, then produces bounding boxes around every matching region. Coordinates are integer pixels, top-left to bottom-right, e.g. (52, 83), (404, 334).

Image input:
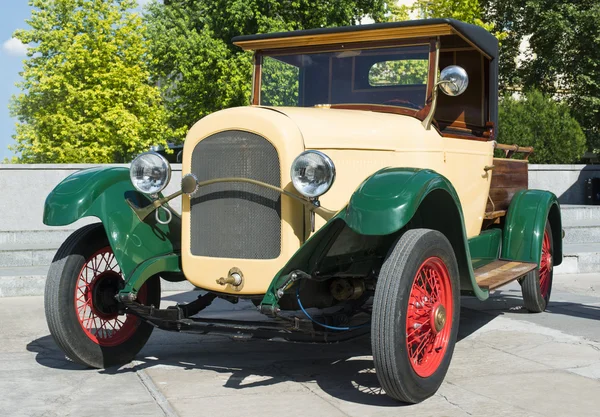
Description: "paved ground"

(1, 274), (600, 417)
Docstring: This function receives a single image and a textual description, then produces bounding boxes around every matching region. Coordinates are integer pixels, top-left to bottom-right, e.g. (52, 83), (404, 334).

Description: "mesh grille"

(190, 131), (281, 259)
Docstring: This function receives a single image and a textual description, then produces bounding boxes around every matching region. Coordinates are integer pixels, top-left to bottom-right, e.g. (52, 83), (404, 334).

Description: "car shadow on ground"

(463, 287), (600, 321)
(26, 296), (496, 407)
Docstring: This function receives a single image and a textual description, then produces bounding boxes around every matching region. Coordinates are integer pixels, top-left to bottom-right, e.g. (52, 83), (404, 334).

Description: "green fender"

(261, 168), (488, 308)
(43, 167), (181, 293)
(502, 189), (563, 267)
(346, 168), (461, 235)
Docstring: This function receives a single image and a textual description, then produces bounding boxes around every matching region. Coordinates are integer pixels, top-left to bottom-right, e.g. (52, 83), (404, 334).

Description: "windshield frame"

(251, 37), (437, 121)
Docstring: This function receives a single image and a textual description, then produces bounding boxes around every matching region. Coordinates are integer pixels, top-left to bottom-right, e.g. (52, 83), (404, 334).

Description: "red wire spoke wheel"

(74, 247), (147, 347)
(45, 224), (160, 369)
(372, 229), (460, 404)
(405, 257), (453, 377)
(539, 229), (552, 298)
(522, 220), (554, 312)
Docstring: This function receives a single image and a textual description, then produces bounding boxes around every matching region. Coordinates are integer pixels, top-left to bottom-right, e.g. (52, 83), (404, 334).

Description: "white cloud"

(2, 37), (29, 57)
(137, 0), (152, 6)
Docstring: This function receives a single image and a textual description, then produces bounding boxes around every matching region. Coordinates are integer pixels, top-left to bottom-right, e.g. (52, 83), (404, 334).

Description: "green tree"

(144, 0), (389, 133)
(483, 0), (600, 151)
(9, 0), (172, 163)
(261, 57), (300, 107)
(368, 58), (429, 87)
(497, 90), (586, 164)
(414, 0), (495, 33)
(386, 0), (503, 40)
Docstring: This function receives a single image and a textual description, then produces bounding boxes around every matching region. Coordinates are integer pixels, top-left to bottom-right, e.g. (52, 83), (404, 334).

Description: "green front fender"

(347, 167), (486, 300)
(43, 167), (181, 288)
(502, 189), (563, 266)
(345, 168), (464, 236)
(261, 168), (487, 309)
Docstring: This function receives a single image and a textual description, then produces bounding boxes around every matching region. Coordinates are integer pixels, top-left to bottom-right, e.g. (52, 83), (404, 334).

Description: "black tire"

(372, 229), (460, 403)
(521, 221), (554, 313)
(44, 223), (161, 368)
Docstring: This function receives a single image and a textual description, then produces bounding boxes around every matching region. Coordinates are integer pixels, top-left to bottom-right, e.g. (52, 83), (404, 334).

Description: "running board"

(474, 260), (537, 290)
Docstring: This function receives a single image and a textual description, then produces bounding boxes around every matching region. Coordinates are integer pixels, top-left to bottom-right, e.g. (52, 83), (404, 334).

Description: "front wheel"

(372, 229), (460, 403)
(44, 224), (161, 368)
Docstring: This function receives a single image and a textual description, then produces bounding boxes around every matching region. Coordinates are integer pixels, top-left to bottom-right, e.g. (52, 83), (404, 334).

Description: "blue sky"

(0, 0), (150, 162)
(0, 2), (31, 161)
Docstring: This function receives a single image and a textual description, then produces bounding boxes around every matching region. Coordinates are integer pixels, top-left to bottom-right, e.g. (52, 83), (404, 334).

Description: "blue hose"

(295, 287), (370, 331)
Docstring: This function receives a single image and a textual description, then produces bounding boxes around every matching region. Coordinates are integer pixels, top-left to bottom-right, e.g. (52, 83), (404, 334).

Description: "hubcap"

(406, 256), (453, 378)
(90, 271), (122, 319)
(431, 304), (446, 334)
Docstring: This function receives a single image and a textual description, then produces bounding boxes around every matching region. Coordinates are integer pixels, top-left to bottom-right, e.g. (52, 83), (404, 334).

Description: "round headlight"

(290, 151), (336, 198)
(130, 152), (171, 195)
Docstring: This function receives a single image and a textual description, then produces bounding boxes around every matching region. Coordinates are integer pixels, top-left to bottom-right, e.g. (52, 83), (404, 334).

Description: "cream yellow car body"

(181, 105), (494, 294)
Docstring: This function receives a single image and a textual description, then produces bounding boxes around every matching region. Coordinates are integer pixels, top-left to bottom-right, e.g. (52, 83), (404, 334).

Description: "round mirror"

(438, 65), (469, 96)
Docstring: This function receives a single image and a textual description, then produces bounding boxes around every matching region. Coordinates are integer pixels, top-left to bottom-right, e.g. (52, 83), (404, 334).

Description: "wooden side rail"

(495, 143), (534, 160)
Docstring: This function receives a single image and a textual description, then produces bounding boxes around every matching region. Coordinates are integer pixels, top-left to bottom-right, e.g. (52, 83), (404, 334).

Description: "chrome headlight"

(130, 152), (171, 195)
(290, 150), (336, 198)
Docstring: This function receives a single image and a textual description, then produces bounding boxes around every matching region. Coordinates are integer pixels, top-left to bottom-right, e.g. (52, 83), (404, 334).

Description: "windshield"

(259, 44), (430, 111)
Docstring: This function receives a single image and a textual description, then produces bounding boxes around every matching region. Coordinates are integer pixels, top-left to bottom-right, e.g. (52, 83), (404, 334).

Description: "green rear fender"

(43, 167), (181, 290)
(262, 168), (488, 308)
(502, 189), (563, 266)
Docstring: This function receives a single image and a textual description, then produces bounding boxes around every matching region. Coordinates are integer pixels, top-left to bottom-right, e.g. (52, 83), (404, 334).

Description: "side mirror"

(438, 65), (469, 96)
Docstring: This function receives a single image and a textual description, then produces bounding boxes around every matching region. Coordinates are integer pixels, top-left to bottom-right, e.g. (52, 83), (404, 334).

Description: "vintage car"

(43, 18), (562, 403)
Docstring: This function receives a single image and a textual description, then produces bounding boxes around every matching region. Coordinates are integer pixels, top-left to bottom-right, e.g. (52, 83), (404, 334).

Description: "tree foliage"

(9, 0), (172, 163)
(387, 0), (503, 39)
(261, 57), (299, 107)
(414, 0), (495, 32)
(144, 0), (389, 133)
(483, 0), (600, 151)
(368, 58), (429, 87)
(497, 90), (586, 164)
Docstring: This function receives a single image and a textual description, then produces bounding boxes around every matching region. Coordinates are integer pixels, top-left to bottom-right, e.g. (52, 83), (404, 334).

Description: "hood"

(186, 105), (440, 154)
(260, 106), (434, 151)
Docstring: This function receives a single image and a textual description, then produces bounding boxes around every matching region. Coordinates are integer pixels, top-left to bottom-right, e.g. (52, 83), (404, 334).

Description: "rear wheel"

(372, 229), (460, 403)
(44, 224), (160, 368)
(521, 221), (553, 312)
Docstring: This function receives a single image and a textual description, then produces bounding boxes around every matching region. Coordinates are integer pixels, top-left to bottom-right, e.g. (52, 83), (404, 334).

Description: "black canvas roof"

(232, 18), (498, 59)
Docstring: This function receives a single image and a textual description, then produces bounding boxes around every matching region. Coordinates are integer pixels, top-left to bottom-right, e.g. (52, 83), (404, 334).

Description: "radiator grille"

(189, 131), (281, 259)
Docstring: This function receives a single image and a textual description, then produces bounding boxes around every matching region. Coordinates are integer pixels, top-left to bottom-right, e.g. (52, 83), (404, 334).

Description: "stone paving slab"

(0, 296), (167, 417)
(1, 286), (600, 417)
(554, 272), (600, 297)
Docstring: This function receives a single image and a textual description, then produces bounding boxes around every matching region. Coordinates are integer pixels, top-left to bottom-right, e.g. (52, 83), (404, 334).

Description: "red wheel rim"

(406, 257), (453, 377)
(539, 229), (553, 298)
(74, 247), (147, 347)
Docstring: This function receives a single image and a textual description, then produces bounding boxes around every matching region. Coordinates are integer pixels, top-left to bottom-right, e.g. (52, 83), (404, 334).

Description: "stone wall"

(0, 163), (598, 235)
(528, 164), (600, 205)
(0, 164), (182, 234)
